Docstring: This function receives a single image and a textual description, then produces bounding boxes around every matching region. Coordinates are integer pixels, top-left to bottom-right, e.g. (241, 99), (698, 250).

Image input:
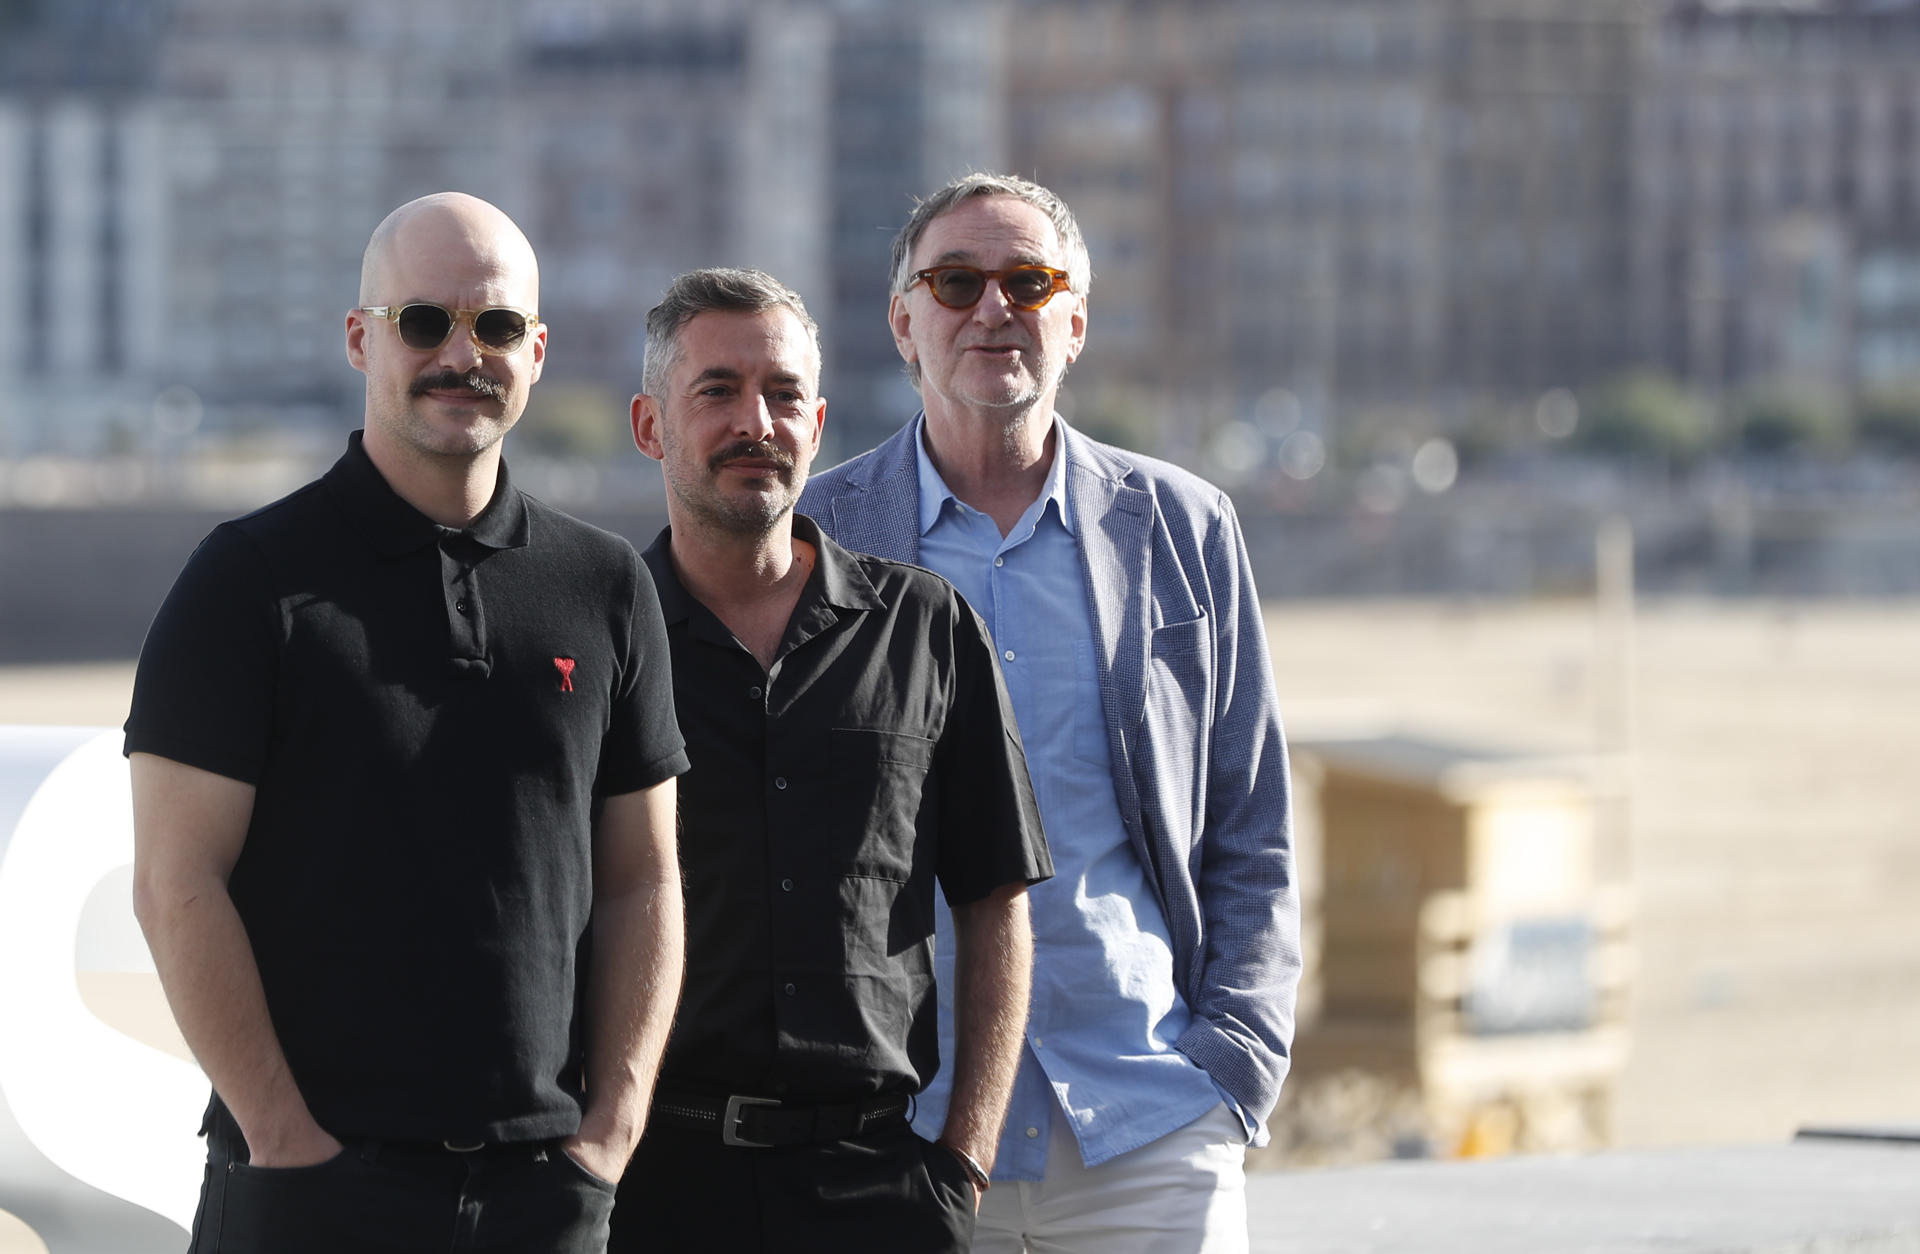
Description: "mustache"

(709, 440), (795, 474)
(410, 369), (506, 401)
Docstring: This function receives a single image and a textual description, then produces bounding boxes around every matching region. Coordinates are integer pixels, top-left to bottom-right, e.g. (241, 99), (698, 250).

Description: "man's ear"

(888, 292), (917, 370)
(528, 322), (548, 384)
(345, 309), (370, 374)
(1065, 291), (1088, 366)
(630, 394), (665, 460)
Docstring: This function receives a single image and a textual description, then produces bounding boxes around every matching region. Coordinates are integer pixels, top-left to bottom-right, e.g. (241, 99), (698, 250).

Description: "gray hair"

(889, 172), (1092, 298)
(641, 267), (821, 398)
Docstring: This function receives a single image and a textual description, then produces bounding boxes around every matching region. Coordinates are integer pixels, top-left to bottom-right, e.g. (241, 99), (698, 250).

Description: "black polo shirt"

(641, 517), (1050, 1105)
(125, 431), (689, 1143)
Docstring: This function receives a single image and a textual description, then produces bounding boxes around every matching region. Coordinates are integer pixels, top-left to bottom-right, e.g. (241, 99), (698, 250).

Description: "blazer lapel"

(820, 424), (921, 564)
(1064, 428), (1152, 798)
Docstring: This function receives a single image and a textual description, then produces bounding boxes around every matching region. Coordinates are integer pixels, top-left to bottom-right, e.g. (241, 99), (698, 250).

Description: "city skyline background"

(3, 0), (1920, 556)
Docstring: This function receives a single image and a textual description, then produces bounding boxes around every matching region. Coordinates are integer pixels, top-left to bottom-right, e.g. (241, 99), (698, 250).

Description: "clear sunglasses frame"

(358, 303), (542, 355)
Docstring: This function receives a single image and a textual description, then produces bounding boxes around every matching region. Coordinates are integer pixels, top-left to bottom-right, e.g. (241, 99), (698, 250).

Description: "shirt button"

(781, 878), (794, 892)
(454, 599), (470, 615)
(784, 982), (797, 996)
(1003, 649), (1016, 662)
(748, 685), (764, 700)
(1033, 1037), (1044, 1049)
(994, 556), (1004, 567)
(1025, 1126), (1040, 1139)
(774, 777), (788, 791)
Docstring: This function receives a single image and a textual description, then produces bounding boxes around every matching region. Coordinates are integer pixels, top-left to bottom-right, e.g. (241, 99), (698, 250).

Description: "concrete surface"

(1248, 1140), (1920, 1253)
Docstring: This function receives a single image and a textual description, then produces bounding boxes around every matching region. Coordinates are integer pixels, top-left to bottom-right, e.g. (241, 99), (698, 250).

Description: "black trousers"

(607, 1119), (975, 1254)
(188, 1126), (615, 1254)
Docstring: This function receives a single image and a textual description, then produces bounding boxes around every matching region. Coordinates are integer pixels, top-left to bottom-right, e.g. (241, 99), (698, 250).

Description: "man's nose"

(734, 396), (776, 440)
(971, 278), (1016, 327)
(432, 316), (486, 370)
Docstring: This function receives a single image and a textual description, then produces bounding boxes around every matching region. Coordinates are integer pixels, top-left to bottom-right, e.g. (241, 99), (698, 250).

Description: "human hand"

(938, 1139), (989, 1213)
(561, 1128), (628, 1185)
(245, 1120), (343, 1169)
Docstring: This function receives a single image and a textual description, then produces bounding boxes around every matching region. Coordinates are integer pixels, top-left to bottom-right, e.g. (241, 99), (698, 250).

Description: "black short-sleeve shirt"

(124, 431), (689, 1143)
(641, 516), (1051, 1105)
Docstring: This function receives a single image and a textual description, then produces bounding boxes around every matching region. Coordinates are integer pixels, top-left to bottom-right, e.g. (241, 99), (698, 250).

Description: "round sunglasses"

(908, 265), (1073, 312)
(359, 303), (540, 355)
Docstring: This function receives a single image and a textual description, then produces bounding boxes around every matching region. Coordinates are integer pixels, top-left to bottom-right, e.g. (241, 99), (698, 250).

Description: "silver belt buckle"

(721, 1095), (780, 1148)
(442, 1139), (487, 1152)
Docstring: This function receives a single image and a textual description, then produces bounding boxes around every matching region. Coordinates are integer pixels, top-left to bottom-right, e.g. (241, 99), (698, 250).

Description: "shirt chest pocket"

(830, 727), (937, 883)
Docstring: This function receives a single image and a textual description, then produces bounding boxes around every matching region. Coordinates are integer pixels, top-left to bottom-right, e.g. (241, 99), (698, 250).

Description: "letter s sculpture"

(0, 726), (204, 1252)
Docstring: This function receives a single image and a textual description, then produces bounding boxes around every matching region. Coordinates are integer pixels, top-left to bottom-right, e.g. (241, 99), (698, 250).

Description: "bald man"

(127, 193), (689, 1253)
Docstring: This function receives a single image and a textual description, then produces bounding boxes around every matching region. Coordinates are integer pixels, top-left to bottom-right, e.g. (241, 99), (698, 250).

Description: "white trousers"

(970, 1103), (1250, 1254)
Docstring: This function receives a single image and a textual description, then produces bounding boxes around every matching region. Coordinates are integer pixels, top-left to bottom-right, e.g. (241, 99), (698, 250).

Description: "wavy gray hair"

(889, 172), (1092, 297)
(642, 267), (820, 398)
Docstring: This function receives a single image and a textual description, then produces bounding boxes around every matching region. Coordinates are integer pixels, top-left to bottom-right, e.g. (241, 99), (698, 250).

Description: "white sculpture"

(0, 726), (205, 1252)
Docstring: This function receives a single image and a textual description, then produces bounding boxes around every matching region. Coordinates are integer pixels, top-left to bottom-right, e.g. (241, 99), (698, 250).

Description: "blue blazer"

(799, 417), (1301, 1142)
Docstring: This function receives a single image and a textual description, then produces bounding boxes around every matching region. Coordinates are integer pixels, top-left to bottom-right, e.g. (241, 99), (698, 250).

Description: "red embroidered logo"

(553, 657), (576, 692)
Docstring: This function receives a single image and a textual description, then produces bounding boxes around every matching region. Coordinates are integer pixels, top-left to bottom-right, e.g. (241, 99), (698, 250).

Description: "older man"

(608, 268), (1050, 1254)
(127, 193), (687, 1253)
(800, 173), (1301, 1252)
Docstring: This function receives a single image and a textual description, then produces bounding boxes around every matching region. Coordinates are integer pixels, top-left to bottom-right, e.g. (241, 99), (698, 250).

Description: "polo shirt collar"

(912, 412), (1074, 536)
(325, 430), (530, 557)
(641, 527), (697, 629)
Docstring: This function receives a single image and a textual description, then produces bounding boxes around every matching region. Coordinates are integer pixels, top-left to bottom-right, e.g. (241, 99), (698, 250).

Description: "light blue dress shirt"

(904, 418), (1225, 1178)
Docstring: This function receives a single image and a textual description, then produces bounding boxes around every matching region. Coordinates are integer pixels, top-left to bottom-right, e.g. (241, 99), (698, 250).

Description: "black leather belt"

(651, 1092), (911, 1148)
(367, 1137), (558, 1160)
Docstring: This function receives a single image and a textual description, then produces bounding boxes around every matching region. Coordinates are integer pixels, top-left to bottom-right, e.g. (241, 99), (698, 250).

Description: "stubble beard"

(380, 374), (519, 460)
(667, 439), (803, 539)
(401, 407), (513, 458)
(679, 480), (795, 538)
(941, 348), (1064, 453)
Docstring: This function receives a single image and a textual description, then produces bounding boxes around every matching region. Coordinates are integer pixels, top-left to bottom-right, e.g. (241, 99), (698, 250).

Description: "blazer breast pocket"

(1150, 612), (1209, 662)
(1141, 612), (1212, 756)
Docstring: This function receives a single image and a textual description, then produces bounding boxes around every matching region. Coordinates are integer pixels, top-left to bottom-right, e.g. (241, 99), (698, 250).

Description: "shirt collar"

(641, 512), (885, 633)
(793, 513), (886, 613)
(911, 412), (1074, 537)
(323, 429), (530, 558)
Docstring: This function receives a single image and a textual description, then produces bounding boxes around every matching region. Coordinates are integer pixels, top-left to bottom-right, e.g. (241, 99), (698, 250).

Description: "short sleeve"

(595, 549), (689, 797)
(933, 591), (1053, 906)
(123, 525), (281, 785)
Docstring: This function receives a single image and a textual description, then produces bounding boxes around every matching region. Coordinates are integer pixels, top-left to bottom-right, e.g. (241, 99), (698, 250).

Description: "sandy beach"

(1262, 598), (1920, 1150)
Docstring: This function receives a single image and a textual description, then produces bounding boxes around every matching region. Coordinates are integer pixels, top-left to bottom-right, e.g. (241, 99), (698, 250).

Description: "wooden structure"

(1293, 734), (1632, 1156)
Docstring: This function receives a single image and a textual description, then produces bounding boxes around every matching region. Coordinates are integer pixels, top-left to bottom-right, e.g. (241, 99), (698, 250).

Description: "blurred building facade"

(1636, 1), (1920, 412)
(0, 0), (1004, 467)
(3, 0), (1920, 479)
